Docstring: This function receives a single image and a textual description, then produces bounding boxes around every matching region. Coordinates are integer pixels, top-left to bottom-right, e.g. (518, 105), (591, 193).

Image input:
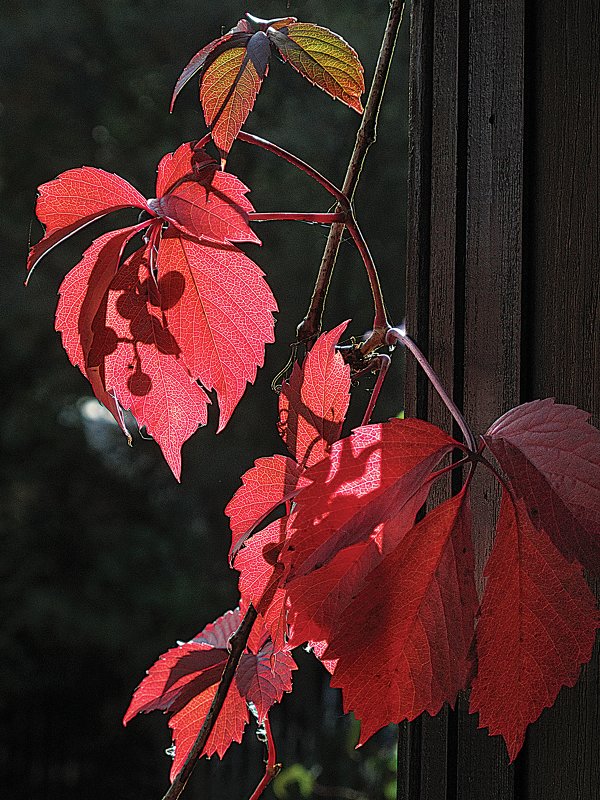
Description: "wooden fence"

(401, 0), (599, 797)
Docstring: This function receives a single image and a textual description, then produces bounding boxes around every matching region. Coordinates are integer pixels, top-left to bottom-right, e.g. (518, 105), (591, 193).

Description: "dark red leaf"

(469, 492), (599, 761)
(485, 399), (600, 574)
(278, 321), (351, 468)
(124, 608), (294, 780)
(324, 489), (478, 744)
(236, 639), (296, 722)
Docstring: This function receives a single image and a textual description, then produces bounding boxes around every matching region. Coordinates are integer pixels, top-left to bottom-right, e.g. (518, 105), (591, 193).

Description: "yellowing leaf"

(270, 23), (364, 113)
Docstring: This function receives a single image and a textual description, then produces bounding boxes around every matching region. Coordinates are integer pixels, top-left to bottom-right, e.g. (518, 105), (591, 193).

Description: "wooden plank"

(418, 2), (463, 796)
(522, 1), (600, 796)
(401, 1), (435, 795)
(457, 0), (524, 795)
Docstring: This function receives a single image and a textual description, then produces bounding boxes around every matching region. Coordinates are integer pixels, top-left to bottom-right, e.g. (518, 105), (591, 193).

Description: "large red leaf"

(282, 418), (460, 582)
(151, 142), (260, 246)
(157, 229), (276, 433)
(200, 43), (268, 157)
(485, 399), (600, 574)
(324, 489), (478, 744)
(269, 23), (364, 113)
(469, 492), (599, 761)
(27, 167), (149, 276)
(103, 247), (210, 480)
(226, 456), (301, 559)
(30, 144), (274, 478)
(285, 471), (434, 649)
(278, 321), (351, 468)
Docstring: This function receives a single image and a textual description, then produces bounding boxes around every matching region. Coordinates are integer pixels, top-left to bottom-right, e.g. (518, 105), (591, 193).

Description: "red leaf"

(226, 456), (302, 559)
(55, 225), (147, 437)
(27, 167), (149, 276)
(155, 142), (219, 197)
(31, 145), (275, 477)
(103, 246), (210, 480)
(200, 44), (267, 156)
(157, 230), (277, 434)
(469, 492), (599, 761)
(124, 608), (294, 780)
(485, 399), (600, 574)
(282, 418), (459, 582)
(169, 680), (248, 777)
(324, 489), (478, 744)
(236, 639), (296, 722)
(278, 321), (351, 468)
(123, 608), (240, 726)
(235, 518), (289, 647)
(269, 23), (364, 113)
(151, 143), (260, 245)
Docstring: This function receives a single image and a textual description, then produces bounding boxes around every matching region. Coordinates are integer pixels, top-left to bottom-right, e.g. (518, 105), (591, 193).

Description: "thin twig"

(297, 0), (406, 345)
(161, 606), (258, 800)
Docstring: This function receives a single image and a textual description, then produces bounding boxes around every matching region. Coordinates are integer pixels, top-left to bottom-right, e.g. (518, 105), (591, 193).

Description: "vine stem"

(237, 131), (349, 207)
(359, 354), (391, 425)
(297, 0), (406, 344)
(248, 212), (346, 224)
(161, 605), (258, 800)
(248, 717), (281, 800)
(386, 327), (478, 453)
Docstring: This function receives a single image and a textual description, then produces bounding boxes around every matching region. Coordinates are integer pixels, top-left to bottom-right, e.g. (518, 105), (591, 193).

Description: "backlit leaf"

(325, 489), (478, 744)
(278, 321), (351, 468)
(469, 493), (599, 760)
(103, 246), (210, 480)
(200, 44), (267, 157)
(226, 456), (302, 559)
(269, 23), (364, 113)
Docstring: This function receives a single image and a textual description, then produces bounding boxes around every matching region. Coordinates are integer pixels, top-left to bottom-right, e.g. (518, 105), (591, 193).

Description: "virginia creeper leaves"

(269, 22), (364, 113)
(485, 399), (600, 574)
(469, 493), (598, 761)
(172, 14), (365, 156)
(325, 488), (478, 744)
(124, 609), (296, 780)
(29, 142), (277, 478)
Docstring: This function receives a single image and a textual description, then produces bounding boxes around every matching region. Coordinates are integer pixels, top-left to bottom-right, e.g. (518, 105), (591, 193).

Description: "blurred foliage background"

(0, 1), (409, 797)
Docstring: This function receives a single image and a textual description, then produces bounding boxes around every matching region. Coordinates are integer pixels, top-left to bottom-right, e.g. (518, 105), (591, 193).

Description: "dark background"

(0, 2), (409, 798)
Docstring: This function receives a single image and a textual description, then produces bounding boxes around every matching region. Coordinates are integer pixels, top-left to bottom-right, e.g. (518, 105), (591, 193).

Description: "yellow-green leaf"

(270, 23), (364, 113)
